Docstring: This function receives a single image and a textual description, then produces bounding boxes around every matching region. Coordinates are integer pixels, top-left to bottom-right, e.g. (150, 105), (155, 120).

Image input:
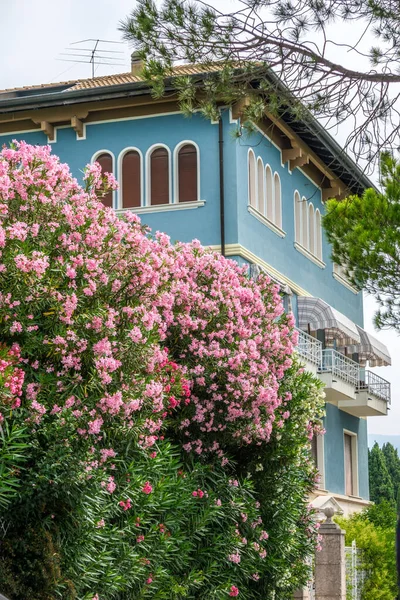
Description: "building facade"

(0, 59), (391, 517)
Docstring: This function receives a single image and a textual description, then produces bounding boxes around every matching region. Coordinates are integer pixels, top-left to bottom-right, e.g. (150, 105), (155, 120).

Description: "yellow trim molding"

(208, 243), (312, 297)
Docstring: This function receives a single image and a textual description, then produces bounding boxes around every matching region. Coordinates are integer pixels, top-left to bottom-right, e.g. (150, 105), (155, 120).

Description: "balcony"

(339, 370), (391, 417)
(318, 349), (358, 403)
(295, 327), (322, 373)
(294, 336), (391, 417)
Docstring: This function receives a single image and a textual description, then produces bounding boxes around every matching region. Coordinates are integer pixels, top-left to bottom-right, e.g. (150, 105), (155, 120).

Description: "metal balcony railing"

(318, 349), (360, 387)
(295, 327), (323, 366)
(357, 370), (391, 404)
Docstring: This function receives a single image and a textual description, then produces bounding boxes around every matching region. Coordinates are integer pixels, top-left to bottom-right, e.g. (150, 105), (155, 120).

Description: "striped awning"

(297, 297), (360, 346)
(348, 326), (391, 367)
(249, 263), (292, 295)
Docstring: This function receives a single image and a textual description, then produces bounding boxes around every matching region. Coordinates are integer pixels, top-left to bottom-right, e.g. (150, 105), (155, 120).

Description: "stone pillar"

(315, 507), (346, 600)
(294, 587), (310, 599)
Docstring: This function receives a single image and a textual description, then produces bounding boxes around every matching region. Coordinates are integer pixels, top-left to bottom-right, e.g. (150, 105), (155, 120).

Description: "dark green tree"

(368, 442), (395, 505)
(382, 443), (400, 502)
(121, 0), (400, 166)
(323, 153), (400, 331)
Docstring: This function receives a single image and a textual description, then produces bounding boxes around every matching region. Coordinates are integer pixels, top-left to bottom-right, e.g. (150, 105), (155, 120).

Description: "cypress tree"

(368, 442), (395, 505)
(382, 443), (400, 500)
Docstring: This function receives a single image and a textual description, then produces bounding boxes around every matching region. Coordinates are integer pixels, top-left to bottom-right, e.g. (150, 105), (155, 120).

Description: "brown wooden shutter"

(344, 434), (354, 495)
(311, 435), (318, 467)
(97, 153), (113, 208)
(178, 144), (197, 202)
(150, 148), (169, 205)
(122, 150), (141, 208)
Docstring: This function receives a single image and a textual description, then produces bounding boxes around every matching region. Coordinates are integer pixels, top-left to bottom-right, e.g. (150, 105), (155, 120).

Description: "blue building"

(0, 57), (391, 517)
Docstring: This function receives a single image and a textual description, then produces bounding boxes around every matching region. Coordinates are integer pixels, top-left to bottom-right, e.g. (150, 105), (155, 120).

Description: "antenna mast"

(58, 39), (125, 78)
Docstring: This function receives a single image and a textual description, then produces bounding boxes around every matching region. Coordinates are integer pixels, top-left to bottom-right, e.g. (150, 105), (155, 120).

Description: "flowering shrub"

(0, 142), (324, 599)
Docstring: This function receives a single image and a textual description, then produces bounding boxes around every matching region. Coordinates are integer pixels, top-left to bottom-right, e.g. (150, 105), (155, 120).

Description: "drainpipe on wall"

(218, 114), (225, 257)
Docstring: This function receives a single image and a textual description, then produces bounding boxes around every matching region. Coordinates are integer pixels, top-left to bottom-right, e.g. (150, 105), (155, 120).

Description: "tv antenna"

(58, 39), (126, 78)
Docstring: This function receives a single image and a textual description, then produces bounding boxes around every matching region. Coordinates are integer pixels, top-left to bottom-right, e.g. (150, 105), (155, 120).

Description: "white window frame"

(91, 149), (117, 209)
(145, 143), (172, 207)
(343, 430), (359, 497)
(248, 149), (257, 209)
(117, 147), (144, 209)
(257, 157), (265, 216)
(274, 171), (282, 230)
(173, 140), (201, 203)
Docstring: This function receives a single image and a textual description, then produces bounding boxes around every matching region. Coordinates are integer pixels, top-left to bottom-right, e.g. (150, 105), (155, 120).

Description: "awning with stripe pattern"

(297, 297), (361, 346)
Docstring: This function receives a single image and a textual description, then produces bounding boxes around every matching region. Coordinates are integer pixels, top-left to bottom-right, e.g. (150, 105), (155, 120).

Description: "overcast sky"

(1, 0), (398, 436)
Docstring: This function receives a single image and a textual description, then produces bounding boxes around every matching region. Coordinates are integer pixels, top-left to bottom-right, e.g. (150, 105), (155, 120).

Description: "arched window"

(301, 196), (308, 249)
(315, 209), (322, 259)
(150, 147), (170, 205)
(308, 203), (315, 255)
(257, 158), (265, 215)
(121, 150), (141, 208)
(96, 152), (113, 208)
(265, 165), (273, 221)
(248, 150), (256, 208)
(274, 172), (282, 229)
(178, 144), (198, 202)
(294, 191), (301, 243)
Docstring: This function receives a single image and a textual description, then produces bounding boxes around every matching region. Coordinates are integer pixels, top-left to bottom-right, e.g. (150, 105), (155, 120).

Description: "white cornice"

(208, 243), (311, 297)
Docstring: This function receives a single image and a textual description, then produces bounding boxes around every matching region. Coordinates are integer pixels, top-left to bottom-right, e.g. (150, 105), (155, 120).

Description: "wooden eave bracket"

(322, 181), (346, 201)
(71, 116), (84, 138)
(282, 142), (310, 170)
(231, 96), (251, 120)
(40, 121), (55, 142)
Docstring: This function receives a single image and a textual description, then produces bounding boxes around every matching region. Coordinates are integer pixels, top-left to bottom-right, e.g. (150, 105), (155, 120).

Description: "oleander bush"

(0, 142), (324, 599)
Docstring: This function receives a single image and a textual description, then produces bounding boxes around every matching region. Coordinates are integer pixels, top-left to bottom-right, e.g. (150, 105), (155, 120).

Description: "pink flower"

(142, 481), (153, 494)
(106, 476), (116, 494)
(136, 535), (145, 543)
(228, 552), (241, 564)
(229, 585), (239, 596)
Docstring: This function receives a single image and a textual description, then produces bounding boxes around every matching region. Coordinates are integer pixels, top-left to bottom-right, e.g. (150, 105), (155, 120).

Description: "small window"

(96, 152), (113, 208)
(311, 435), (318, 467)
(294, 191), (301, 243)
(178, 144), (197, 202)
(266, 165), (273, 221)
(248, 150), (256, 208)
(274, 173), (282, 229)
(150, 147), (169, 205)
(257, 158), (265, 215)
(315, 209), (322, 260)
(308, 203), (315, 255)
(344, 433), (356, 496)
(122, 150), (141, 208)
(301, 196), (308, 248)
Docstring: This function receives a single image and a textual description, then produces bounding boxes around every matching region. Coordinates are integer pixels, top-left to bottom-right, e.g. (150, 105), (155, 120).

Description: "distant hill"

(368, 434), (400, 453)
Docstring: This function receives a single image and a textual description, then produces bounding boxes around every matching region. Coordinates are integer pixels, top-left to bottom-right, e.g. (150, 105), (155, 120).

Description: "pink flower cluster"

(0, 141), (301, 500)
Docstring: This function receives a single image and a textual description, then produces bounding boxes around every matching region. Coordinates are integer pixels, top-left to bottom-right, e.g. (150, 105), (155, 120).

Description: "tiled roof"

(0, 64), (221, 95)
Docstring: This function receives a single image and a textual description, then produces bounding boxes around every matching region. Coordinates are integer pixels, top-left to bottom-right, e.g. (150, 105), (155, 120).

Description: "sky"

(0, 0), (399, 435)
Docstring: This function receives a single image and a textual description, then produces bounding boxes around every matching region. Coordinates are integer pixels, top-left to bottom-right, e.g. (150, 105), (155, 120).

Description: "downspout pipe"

(218, 114), (225, 257)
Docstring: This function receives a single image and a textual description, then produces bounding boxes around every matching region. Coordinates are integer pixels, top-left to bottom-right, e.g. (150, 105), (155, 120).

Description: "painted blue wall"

(323, 403), (369, 500)
(0, 111), (363, 326)
(0, 109), (369, 501)
(234, 128), (363, 326)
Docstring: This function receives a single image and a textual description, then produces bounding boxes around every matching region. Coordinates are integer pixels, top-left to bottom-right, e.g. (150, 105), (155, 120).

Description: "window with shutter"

(274, 173), (282, 228)
(344, 433), (354, 495)
(96, 152), (113, 208)
(178, 144), (197, 202)
(248, 150), (256, 208)
(150, 147), (170, 205)
(122, 150), (141, 208)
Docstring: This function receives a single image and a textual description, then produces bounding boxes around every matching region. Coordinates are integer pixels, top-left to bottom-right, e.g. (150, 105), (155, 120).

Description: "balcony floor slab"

(338, 391), (388, 417)
(318, 372), (356, 403)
